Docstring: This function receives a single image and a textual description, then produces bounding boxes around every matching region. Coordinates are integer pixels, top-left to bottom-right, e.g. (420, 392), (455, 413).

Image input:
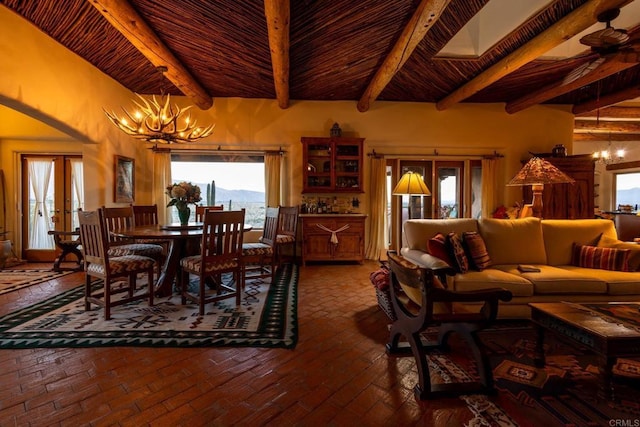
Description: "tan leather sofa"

(400, 217), (640, 318)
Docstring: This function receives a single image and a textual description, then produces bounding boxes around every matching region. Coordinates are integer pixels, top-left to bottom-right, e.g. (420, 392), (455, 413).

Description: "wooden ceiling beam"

(357, 0), (451, 113)
(264, 0), (290, 109)
(88, 0), (213, 110)
(505, 56), (637, 114)
(435, 0), (634, 111)
(573, 132), (640, 141)
(572, 85), (640, 115)
(575, 106), (640, 118)
(574, 120), (640, 133)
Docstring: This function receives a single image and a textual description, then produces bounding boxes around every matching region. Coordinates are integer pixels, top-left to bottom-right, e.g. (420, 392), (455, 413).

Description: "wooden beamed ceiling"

(3, 0), (640, 130)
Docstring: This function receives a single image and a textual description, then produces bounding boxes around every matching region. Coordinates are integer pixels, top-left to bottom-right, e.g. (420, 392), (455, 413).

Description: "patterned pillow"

(447, 232), (469, 273)
(427, 232), (453, 266)
(463, 231), (491, 270)
(369, 267), (390, 290)
(571, 244), (630, 271)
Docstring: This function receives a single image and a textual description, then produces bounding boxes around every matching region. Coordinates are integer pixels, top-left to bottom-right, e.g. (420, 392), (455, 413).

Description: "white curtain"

(153, 150), (172, 224)
(265, 152), (282, 207)
(70, 158), (84, 230)
(365, 157), (387, 260)
(481, 158), (498, 218)
(28, 158), (54, 249)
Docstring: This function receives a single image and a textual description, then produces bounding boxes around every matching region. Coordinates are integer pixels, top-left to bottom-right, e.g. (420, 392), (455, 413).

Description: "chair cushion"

(180, 255), (239, 274)
(87, 255), (155, 275)
(242, 243), (273, 256)
(108, 243), (164, 259)
(463, 231), (491, 270)
(571, 244), (630, 272)
(276, 234), (295, 244)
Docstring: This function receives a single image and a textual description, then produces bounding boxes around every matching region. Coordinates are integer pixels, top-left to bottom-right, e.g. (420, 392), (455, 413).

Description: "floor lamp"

(393, 171), (431, 219)
(507, 157), (575, 219)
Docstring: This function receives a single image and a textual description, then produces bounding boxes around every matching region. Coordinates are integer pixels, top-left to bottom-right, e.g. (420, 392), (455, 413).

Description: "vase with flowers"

(166, 181), (202, 225)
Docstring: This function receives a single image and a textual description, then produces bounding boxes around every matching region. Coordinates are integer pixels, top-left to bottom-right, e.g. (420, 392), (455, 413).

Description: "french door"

(21, 155), (83, 262)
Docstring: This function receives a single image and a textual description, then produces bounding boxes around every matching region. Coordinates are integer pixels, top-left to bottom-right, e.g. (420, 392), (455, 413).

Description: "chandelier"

(592, 135), (624, 165)
(104, 67), (214, 144)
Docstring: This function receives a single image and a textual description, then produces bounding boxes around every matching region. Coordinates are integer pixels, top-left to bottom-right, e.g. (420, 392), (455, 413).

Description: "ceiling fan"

(563, 8), (640, 85)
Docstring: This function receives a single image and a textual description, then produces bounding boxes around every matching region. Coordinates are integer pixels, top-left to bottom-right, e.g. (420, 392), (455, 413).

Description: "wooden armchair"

(385, 251), (512, 400)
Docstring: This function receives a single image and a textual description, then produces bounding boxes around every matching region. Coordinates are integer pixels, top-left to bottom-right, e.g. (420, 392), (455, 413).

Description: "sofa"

(400, 217), (640, 318)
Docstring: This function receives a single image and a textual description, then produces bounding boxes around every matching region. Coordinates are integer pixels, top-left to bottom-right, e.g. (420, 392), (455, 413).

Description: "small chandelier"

(592, 134), (624, 165)
(104, 66), (214, 144)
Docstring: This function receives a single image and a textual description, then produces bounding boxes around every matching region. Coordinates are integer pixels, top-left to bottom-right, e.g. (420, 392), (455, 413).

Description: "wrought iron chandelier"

(592, 134), (624, 165)
(104, 67), (214, 144)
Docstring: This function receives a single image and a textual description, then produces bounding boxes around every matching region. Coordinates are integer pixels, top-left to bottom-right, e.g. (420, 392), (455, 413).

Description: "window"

(171, 153), (266, 227)
(615, 172), (640, 211)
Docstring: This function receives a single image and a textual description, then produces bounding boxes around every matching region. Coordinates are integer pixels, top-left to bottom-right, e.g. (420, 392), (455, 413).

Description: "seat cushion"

(180, 255), (239, 274)
(492, 264), (607, 294)
(561, 266), (640, 295)
(275, 234), (295, 244)
(453, 268), (534, 297)
(108, 243), (164, 259)
(242, 242), (273, 256)
(87, 255), (155, 275)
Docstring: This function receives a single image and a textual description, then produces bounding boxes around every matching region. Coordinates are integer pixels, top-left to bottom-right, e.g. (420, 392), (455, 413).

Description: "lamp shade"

(392, 171), (431, 196)
(506, 157), (575, 187)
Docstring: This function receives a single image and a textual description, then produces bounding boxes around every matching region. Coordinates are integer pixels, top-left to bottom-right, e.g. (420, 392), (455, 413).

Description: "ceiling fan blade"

(563, 57), (606, 85)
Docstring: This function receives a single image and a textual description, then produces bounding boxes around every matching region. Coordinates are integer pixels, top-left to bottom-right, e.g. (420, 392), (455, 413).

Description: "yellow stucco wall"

(0, 6), (576, 254)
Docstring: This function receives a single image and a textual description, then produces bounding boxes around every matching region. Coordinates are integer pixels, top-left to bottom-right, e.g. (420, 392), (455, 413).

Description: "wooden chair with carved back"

(195, 205), (224, 222)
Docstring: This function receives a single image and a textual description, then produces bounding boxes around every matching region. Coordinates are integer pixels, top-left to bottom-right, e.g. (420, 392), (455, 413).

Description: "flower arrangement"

(165, 181), (202, 210)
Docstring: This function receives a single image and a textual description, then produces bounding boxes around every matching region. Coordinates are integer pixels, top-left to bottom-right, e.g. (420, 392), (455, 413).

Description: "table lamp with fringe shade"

(507, 157), (575, 219)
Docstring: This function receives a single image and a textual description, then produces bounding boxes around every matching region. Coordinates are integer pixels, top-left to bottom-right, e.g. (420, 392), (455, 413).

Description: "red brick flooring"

(0, 262), (477, 426)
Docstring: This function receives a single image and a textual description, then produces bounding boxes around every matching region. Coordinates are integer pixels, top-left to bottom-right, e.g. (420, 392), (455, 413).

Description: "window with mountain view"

(615, 172), (640, 211)
(170, 153), (266, 227)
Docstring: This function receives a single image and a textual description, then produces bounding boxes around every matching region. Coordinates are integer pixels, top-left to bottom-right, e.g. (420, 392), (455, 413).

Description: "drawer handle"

(316, 223), (350, 244)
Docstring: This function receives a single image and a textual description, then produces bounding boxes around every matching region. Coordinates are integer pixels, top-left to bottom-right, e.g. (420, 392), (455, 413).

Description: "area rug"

(0, 269), (73, 295)
(415, 323), (640, 426)
(0, 264), (298, 349)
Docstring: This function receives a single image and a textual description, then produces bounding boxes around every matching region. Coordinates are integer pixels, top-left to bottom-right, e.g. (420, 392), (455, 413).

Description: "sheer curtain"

(481, 158), (498, 218)
(28, 158), (54, 249)
(153, 149), (172, 224)
(70, 158), (84, 230)
(264, 152), (282, 207)
(365, 156), (387, 260)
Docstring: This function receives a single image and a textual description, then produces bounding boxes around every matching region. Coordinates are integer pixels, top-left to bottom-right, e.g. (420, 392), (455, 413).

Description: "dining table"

(111, 222), (253, 297)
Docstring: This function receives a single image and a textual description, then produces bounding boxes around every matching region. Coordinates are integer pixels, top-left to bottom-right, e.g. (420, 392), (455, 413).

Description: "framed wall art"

(114, 155), (135, 203)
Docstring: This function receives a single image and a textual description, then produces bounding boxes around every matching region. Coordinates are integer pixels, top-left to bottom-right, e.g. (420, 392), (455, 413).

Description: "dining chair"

(276, 205), (299, 265)
(131, 204), (170, 253)
(180, 209), (246, 315)
(102, 206), (165, 275)
(195, 205), (224, 222)
(77, 209), (155, 320)
(242, 206), (278, 282)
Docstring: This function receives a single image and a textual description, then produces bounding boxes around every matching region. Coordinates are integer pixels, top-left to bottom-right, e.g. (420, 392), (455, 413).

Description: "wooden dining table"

(111, 222), (253, 297)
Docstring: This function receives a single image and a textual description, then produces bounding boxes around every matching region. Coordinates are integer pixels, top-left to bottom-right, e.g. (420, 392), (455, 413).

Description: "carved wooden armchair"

(385, 251), (512, 400)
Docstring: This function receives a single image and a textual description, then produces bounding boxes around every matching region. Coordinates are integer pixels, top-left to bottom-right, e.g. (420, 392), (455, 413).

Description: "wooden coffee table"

(529, 302), (640, 401)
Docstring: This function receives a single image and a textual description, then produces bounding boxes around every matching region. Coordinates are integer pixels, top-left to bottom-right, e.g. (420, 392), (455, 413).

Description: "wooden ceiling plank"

(575, 106), (640, 118)
(88, 0), (213, 110)
(264, 0), (290, 109)
(357, 0), (451, 112)
(435, 0), (634, 111)
(574, 120), (640, 132)
(505, 57), (637, 114)
(573, 133), (640, 141)
(573, 85), (640, 114)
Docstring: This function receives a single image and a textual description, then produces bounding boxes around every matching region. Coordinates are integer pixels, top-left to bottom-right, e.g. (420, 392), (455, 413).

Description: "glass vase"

(177, 207), (190, 226)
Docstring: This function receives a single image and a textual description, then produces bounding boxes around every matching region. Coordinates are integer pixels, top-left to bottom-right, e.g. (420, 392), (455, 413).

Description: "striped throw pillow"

(571, 244), (630, 271)
(463, 231), (491, 270)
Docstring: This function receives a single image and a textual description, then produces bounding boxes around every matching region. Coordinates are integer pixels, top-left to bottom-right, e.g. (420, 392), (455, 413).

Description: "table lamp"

(507, 157), (575, 218)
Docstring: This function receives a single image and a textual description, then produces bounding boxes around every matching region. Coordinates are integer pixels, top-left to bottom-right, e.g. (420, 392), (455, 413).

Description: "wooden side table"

(48, 230), (83, 271)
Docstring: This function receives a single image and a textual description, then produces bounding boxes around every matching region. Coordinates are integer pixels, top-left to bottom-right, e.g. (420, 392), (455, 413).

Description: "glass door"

(434, 161), (463, 219)
(21, 155), (83, 261)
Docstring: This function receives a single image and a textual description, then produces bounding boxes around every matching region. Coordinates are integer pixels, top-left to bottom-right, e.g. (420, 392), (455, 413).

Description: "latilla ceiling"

(2, 0), (640, 141)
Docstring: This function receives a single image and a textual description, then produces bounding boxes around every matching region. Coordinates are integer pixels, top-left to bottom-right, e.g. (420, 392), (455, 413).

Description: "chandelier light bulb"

(616, 149), (625, 159)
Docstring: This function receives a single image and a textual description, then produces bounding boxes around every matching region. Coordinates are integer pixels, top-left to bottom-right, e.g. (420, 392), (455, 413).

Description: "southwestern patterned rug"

(0, 264), (298, 349)
(413, 323), (640, 426)
(0, 269), (73, 296)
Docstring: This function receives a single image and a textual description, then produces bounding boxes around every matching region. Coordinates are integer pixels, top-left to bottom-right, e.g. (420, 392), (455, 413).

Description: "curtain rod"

(152, 145), (286, 155)
(367, 149), (503, 159)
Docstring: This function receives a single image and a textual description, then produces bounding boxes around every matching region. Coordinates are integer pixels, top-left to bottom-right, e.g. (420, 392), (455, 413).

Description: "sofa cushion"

(572, 244), (630, 272)
(452, 268), (534, 297)
(463, 231), (491, 270)
(491, 264), (607, 294)
(542, 219), (617, 266)
(427, 232), (454, 266)
(403, 219), (479, 252)
(448, 232), (469, 273)
(400, 248), (452, 270)
(561, 266), (640, 295)
(597, 235), (640, 271)
(478, 217), (546, 265)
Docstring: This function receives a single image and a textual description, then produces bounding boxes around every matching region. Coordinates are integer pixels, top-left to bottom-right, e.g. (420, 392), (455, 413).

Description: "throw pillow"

(571, 243), (630, 272)
(427, 232), (454, 266)
(463, 231), (491, 270)
(369, 267), (390, 290)
(597, 235), (640, 272)
(447, 232), (469, 273)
